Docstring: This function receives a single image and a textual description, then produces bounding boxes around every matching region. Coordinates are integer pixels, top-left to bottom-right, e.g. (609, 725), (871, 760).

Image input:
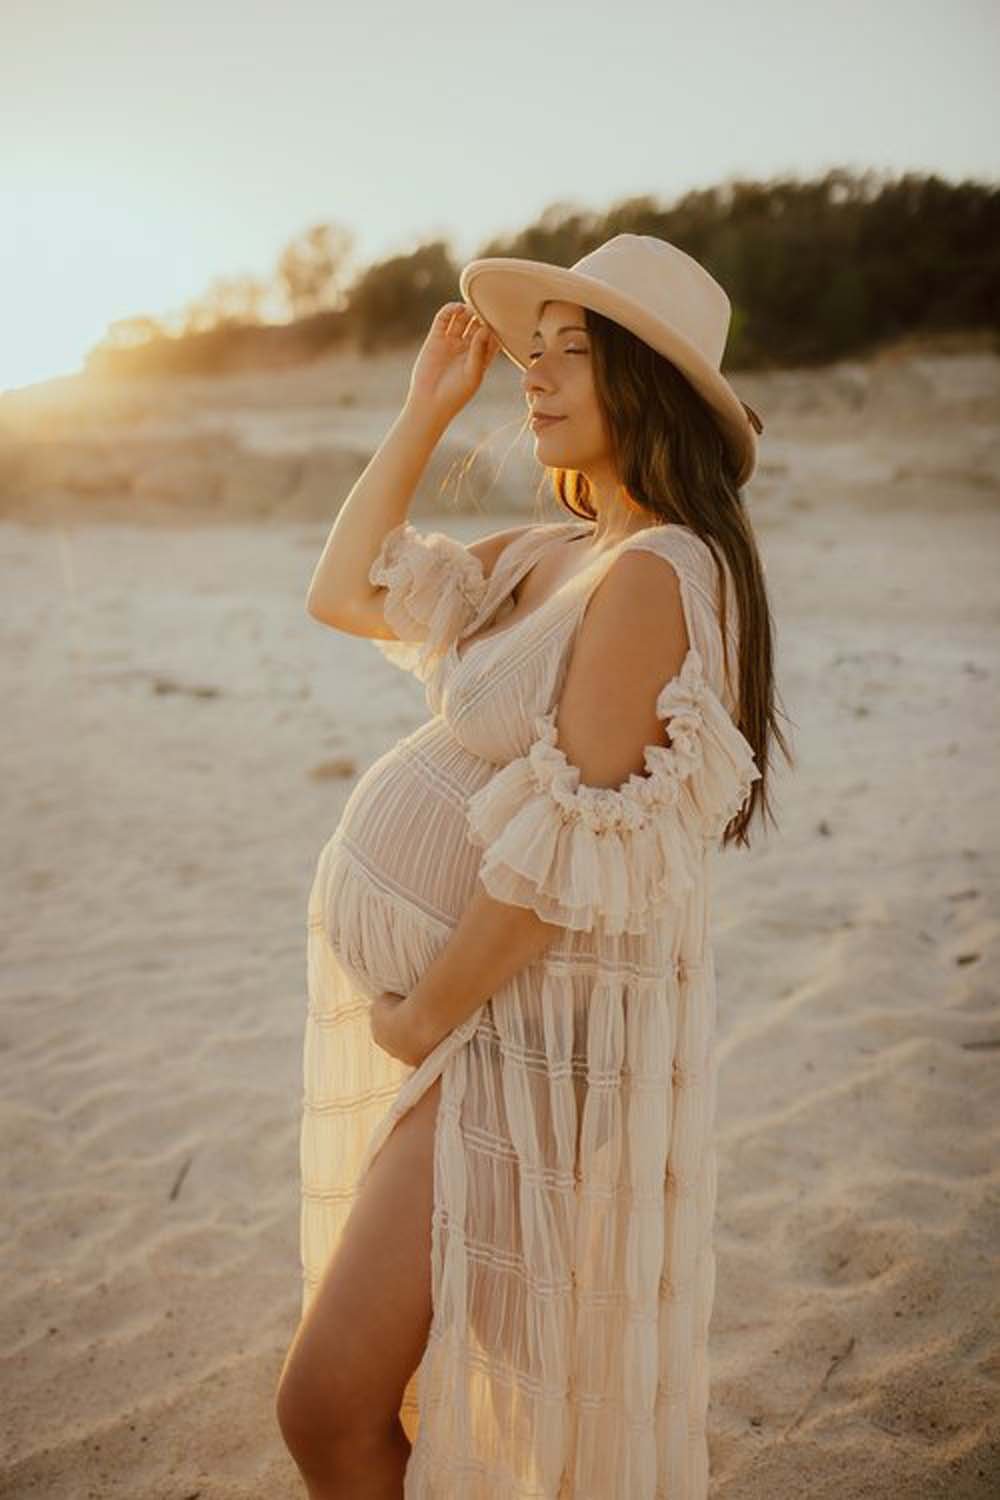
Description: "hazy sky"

(3, 0), (997, 390)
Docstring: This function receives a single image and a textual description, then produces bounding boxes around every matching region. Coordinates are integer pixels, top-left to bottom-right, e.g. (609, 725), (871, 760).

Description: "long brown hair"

(541, 303), (794, 848)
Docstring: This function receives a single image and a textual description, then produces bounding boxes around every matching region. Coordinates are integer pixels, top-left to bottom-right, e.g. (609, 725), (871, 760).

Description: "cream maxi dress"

(300, 515), (761, 1499)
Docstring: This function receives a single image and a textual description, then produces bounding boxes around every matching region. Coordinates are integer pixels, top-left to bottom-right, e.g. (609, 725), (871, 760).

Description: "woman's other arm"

(397, 549), (690, 1061)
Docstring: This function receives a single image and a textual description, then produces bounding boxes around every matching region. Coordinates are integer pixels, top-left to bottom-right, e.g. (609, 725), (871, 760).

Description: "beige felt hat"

(459, 232), (763, 487)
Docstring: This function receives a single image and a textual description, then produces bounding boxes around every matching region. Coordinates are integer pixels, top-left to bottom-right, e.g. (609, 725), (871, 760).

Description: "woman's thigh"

(278, 1075), (442, 1439)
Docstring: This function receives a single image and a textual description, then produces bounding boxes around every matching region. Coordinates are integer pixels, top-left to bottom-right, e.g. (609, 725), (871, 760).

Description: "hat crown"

(569, 234), (731, 370)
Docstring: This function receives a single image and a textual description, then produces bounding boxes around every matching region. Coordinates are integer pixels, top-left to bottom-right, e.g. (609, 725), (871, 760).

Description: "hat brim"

(459, 257), (758, 487)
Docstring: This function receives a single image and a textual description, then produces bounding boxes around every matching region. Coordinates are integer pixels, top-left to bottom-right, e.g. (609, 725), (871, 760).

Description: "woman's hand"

(405, 302), (502, 429)
(369, 991), (436, 1069)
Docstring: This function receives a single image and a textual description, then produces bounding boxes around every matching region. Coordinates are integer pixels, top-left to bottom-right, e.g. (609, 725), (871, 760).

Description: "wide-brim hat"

(459, 233), (763, 487)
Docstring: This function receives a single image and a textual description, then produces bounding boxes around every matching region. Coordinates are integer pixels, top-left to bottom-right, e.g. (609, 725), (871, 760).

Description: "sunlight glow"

(3, 174), (229, 393)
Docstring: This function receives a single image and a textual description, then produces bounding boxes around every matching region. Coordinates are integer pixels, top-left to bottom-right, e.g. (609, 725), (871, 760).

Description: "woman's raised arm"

(305, 302), (501, 628)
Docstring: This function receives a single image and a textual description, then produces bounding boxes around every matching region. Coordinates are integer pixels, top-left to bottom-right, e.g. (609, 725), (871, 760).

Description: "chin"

(534, 432), (577, 461)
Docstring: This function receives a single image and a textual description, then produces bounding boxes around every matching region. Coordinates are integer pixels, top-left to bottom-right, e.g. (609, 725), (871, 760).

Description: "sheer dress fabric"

(301, 516), (760, 1499)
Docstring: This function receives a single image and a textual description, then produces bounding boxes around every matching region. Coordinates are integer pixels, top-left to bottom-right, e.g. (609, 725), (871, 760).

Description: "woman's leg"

(276, 1075), (442, 1499)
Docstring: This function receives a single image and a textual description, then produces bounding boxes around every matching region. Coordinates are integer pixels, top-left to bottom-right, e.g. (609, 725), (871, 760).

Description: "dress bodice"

(407, 519), (744, 766)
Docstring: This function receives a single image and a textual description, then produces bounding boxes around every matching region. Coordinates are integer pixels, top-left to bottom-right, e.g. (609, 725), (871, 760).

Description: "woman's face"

(521, 300), (611, 473)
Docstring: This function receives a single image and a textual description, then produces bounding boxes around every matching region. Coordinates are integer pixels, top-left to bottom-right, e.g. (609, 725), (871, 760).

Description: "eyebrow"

(529, 324), (589, 339)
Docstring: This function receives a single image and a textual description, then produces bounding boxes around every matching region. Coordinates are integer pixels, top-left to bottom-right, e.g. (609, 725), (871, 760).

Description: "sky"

(2, 0), (997, 392)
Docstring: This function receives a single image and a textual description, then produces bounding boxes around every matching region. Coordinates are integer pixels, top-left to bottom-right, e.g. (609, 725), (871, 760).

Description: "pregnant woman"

(276, 234), (787, 1499)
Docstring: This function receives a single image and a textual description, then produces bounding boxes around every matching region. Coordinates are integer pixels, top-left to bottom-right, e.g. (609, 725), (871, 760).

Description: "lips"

(529, 414), (565, 429)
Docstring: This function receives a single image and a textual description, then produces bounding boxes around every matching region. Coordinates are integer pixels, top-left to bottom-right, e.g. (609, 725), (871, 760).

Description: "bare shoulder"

(552, 549), (691, 782)
(581, 546), (690, 663)
(621, 522), (725, 595)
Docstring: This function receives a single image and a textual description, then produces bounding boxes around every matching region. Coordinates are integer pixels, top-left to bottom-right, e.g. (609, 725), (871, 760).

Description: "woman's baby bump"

(315, 723), (493, 1001)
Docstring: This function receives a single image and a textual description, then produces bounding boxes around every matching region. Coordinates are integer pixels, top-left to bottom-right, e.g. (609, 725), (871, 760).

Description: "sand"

(1, 344), (998, 1497)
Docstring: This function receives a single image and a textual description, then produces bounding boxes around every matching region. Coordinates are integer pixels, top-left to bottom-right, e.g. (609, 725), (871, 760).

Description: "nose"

(522, 355), (555, 403)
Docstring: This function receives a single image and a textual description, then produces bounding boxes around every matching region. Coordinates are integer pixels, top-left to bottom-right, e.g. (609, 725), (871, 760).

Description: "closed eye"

(527, 348), (587, 361)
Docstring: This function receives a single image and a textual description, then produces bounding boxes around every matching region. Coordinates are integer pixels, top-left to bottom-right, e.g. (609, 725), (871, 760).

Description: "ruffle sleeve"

(367, 520), (490, 680)
(464, 646), (761, 937)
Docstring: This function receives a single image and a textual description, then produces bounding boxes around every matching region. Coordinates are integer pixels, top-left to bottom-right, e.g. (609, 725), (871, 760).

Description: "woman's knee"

(275, 1345), (354, 1467)
(276, 1334), (413, 1482)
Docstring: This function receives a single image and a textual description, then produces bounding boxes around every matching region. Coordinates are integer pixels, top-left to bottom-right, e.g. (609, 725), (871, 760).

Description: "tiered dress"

(300, 515), (761, 1499)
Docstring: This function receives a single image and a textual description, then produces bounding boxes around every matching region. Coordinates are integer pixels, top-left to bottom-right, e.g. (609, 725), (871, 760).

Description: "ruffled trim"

(464, 647), (761, 936)
(368, 520), (490, 680)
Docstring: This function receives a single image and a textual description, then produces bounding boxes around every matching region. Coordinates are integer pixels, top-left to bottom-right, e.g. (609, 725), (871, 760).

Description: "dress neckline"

(451, 520), (654, 668)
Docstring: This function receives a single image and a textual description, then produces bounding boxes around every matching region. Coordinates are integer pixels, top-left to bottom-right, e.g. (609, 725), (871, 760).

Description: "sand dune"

(0, 346), (998, 1497)
(1, 342), (997, 525)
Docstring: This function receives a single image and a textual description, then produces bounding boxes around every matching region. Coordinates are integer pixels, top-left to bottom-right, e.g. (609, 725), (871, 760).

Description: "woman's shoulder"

(620, 522), (733, 603)
(613, 522), (742, 708)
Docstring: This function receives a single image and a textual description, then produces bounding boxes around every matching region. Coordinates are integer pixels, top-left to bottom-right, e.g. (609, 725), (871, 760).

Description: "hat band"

(741, 402), (764, 435)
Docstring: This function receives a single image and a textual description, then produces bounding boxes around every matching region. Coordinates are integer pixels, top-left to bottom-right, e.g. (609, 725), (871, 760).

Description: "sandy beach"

(1, 344), (998, 1497)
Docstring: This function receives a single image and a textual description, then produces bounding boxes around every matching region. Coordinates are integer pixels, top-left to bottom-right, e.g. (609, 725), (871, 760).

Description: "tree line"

(87, 167), (999, 379)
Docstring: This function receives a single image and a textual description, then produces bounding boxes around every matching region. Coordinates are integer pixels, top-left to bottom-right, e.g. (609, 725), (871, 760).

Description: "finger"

(436, 303), (463, 337)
